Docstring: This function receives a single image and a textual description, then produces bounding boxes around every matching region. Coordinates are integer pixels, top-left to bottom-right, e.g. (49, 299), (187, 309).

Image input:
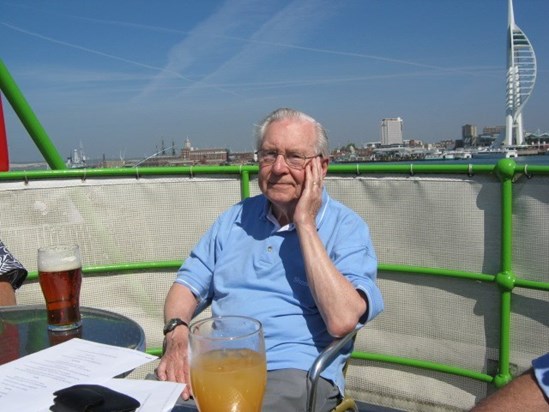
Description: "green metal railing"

(0, 59), (66, 170)
(11, 160), (549, 389)
(2, 57), (549, 390)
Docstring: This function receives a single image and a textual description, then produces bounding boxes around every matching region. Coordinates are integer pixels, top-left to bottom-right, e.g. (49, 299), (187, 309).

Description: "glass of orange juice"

(189, 316), (266, 412)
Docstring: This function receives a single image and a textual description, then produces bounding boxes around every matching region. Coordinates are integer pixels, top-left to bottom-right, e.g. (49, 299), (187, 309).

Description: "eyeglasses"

(256, 150), (322, 170)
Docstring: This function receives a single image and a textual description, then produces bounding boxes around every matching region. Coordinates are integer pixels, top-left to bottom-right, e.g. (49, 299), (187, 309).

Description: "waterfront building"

(180, 137), (228, 164)
(180, 147), (228, 164)
(228, 151), (255, 164)
(483, 126), (506, 136)
(462, 124), (477, 146)
(504, 0), (537, 146)
(525, 131), (549, 148)
(381, 117), (403, 146)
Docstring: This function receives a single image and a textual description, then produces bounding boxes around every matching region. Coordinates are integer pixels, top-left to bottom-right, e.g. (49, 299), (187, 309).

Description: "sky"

(1, 0), (548, 163)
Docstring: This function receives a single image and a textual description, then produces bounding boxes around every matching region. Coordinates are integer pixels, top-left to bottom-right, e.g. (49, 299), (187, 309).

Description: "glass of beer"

(37, 244), (83, 331)
(189, 316), (267, 412)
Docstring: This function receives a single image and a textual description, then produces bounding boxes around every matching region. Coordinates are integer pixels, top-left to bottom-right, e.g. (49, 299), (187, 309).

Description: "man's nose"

(271, 154), (288, 172)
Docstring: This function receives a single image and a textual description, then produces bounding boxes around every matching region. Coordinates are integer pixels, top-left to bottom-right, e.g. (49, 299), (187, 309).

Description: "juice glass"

(189, 316), (266, 412)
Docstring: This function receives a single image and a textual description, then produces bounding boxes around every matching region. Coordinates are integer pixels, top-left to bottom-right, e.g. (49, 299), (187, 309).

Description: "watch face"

(164, 318), (184, 335)
(164, 320), (176, 334)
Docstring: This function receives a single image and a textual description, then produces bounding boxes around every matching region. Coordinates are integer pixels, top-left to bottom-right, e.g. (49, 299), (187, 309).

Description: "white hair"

(254, 108), (329, 157)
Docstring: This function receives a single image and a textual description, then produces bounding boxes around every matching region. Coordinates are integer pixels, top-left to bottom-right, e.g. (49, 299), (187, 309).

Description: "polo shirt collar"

(262, 188), (329, 233)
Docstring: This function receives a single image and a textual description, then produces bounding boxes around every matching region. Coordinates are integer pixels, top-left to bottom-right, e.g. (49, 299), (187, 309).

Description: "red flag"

(0, 94), (9, 171)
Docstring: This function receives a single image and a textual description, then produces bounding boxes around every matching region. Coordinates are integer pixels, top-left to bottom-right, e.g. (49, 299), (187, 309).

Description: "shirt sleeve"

(532, 352), (549, 398)
(327, 208), (384, 324)
(174, 207), (232, 309)
(0, 241), (28, 290)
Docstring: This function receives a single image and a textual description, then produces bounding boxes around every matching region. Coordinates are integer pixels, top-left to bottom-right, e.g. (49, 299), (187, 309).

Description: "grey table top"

(0, 304), (146, 365)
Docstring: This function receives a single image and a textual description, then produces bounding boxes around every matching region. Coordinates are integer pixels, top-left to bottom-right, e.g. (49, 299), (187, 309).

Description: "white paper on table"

(0, 338), (157, 411)
(105, 378), (185, 412)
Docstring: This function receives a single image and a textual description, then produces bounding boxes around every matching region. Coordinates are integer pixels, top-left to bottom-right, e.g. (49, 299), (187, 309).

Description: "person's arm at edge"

(0, 280), (16, 306)
(470, 368), (549, 411)
(156, 282), (198, 400)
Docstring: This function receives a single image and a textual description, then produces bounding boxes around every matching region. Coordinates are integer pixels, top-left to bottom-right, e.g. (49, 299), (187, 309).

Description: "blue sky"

(1, 0), (548, 162)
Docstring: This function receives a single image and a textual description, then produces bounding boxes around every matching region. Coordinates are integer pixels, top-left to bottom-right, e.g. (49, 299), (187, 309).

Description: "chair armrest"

(306, 328), (359, 412)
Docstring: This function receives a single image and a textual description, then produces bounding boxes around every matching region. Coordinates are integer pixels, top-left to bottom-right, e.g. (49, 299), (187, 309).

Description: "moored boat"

(472, 147), (518, 159)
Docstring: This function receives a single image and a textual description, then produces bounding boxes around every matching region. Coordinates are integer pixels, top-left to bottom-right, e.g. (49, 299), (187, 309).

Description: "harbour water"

(7, 153), (549, 171)
(381, 154), (549, 166)
(424, 154), (549, 165)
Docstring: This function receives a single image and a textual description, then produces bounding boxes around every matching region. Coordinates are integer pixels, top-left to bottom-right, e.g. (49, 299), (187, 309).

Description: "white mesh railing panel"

(347, 274), (500, 410)
(513, 175), (549, 281)
(0, 176), (241, 272)
(325, 175), (501, 274)
(346, 361), (479, 412)
(509, 288), (549, 363)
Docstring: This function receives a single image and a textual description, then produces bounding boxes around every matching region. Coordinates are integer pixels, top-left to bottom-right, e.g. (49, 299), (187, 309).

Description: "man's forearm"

(163, 282), (198, 324)
(296, 223), (366, 337)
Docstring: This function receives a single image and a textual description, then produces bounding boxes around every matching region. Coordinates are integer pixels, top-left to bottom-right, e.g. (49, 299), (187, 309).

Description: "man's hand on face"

(293, 156), (324, 227)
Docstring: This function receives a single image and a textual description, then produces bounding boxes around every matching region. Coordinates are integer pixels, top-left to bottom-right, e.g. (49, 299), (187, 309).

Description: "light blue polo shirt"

(175, 188), (383, 393)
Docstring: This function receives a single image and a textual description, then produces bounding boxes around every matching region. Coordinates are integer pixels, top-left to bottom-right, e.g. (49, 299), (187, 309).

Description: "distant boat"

(424, 150), (451, 160)
(66, 146), (87, 168)
(472, 148), (518, 159)
(423, 150), (471, 160)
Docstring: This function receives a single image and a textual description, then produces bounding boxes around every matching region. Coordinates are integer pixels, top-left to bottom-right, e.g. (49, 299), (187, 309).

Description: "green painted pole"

(351, 352), (494, 383)
(494, 159), (517, 387)
(26, 260), (183, 282)
(499, 164), (514, 273)
(0, 59), (67, 170)
(241, 169), (250, 199)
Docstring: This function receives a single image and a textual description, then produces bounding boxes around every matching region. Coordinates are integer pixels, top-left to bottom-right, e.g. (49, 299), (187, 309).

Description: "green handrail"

(351, 352), (494, 384)
(2, 57), (549, 394)
(4, 160), (549, 390)
(0, 59), (66, 170)
(4, 161), (549, 390)
(25, 261), (183, 282)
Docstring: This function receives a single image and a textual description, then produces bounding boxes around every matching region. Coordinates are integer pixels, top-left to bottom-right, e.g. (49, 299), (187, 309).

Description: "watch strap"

(163, 318), (189, 335)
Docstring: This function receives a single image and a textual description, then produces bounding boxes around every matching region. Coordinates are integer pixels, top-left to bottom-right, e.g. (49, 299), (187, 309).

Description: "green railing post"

(0, 59), (66, 170)
(241, 169), (250, 199)
(493, 158), (517, 387)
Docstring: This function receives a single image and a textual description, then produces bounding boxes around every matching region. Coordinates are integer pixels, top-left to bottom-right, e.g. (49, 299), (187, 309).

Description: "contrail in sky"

(4, 1), (491, 78)
(1, 22), (186, 77)
(0, 21), (244, 97)
(73, 17), (493, 76)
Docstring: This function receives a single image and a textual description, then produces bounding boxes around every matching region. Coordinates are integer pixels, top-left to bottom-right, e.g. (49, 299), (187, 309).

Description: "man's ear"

(321, 158), (329, 178)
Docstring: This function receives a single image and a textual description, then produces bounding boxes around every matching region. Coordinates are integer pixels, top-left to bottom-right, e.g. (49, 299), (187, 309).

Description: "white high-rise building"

(381, 118), (403, 146)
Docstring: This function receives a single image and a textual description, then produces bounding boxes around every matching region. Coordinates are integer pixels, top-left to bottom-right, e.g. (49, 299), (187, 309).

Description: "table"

(0, 304), (146, 365)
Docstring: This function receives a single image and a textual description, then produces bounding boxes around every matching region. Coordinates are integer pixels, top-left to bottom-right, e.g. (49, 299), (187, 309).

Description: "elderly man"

(157, 108), (384, 411)
(0, 240), (27, 305)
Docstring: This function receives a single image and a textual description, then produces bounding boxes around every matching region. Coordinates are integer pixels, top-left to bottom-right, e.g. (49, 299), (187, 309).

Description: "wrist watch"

(163, 318), (189, 335)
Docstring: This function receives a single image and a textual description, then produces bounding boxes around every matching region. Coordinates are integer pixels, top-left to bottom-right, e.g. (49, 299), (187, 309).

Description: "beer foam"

(38, 254), (81, 272)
